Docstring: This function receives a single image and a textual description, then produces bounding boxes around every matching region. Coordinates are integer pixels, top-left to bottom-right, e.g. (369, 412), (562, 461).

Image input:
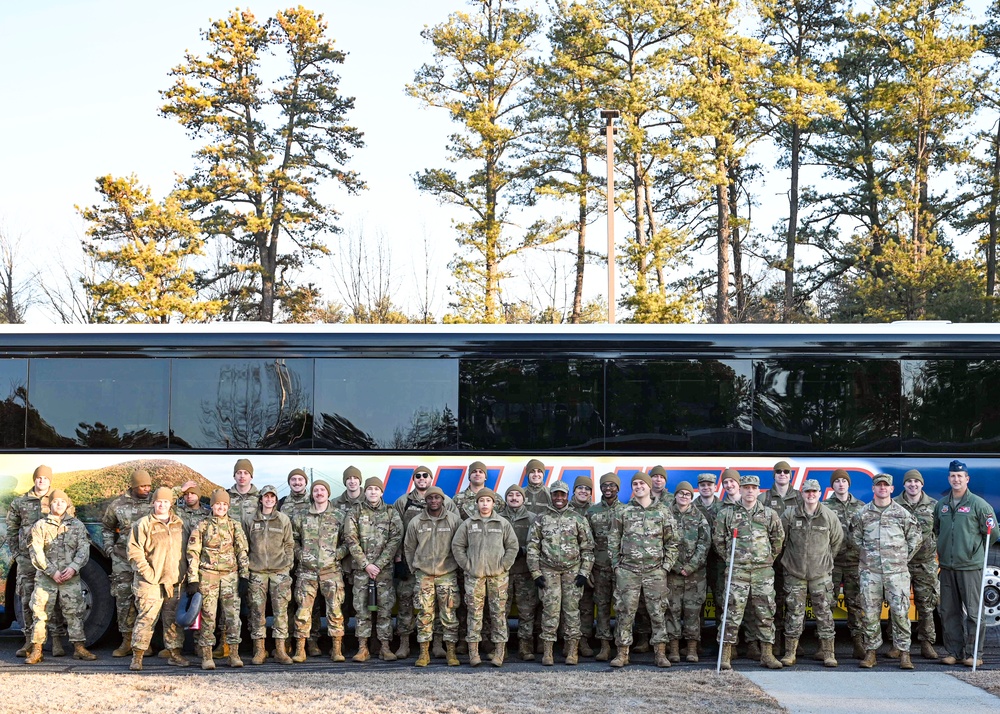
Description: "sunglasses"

(414, 473), (432, 479)
(775, 469), (791, 474)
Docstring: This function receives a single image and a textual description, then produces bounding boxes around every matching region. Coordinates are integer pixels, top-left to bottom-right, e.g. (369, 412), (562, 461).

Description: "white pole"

(972, 525), (993, 673)
(717, 527), (739, 673)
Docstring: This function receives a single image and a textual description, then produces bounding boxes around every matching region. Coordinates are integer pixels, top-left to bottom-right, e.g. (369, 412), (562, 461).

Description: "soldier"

(176, 481), (208, 541)
(291, 479), (349, 663)
(713, 474), (785, 671)
(569, 475), (596, 657)
(228, 458), (260, 524)
(526, 479), (594, 666)
(608, 472), (678, 669)
(667, 480), (711, 664)
(24, 489), (96, 665)
(825, 468), (865, 658)
(649, 465), (673, 509)
(127, 486), (189, 670)
(757, 460), (802, 649)
(778, 479), (844, 668)
(101, 468), (153, 657)
(523, 459), (551, 515)
(345, 477), (403, 662)
(404, 486), (463, 667)
(5, 465), (69, 657)
(894, 469), (940, 660)
(934, 460), (999, 667)
(850, 473), (921, 670)
(721, 469), (741, 505)
(587, 472), (624, 662)
(243, 484), (294, 665)
(695, 472), (726, 637)
(453, 461), (489, 520)
(277, 467), (312, 656)
(502, 484), (539, 661)
(452, 488), (519, 667)
(333, 465), (364, 655)
(187, 488), (250, 670)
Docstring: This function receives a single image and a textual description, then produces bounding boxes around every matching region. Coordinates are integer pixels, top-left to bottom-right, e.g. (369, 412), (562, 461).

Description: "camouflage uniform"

(713, 501), (785, 645)
(227, 485), (260, 524)
(127, 512), (187, 651)
(292, 505), (348, 637)
(345, 499), (403, 641)
(453, 486), (486, 521)
(28, 512), (90, 645)
(524, 484), (551, 516)
(849, 500), (921, 652)
(779, 502), (843, 640)
(667, 503), (710, 642)
(826, 492), (865, 640)
(101, 489), (152, 636)
(502, 504), (539, 641)
(569, 498), (596, 638)
(243, 504), (294, 641)
(757, 485), (802, 640)
(404, 509), (463, 643)
(177, 500), (209, 542)
(187, 514), (250, 648)
(894, 491), (939, 646)
(453, 510), (519, 643)
(609, 498), (679, 647)
(526, 503), (595, 642)
(695, 495), (726, 613)
(587, 498), (624, 642)
(278, 490), (312, 636)
(332, 490), (363, 619)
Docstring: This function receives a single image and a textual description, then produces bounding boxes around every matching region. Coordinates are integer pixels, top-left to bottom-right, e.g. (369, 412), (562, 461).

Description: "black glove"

(186, 582), (199, 596)
(575, 574), (588, 588)
(394, 560), (411, 580)
(534, 576), (546, 589)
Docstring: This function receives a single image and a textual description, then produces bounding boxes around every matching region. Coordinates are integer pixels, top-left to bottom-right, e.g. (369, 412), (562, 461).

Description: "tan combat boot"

(519, 637), (535, 661)
(395, 635), (411, 660)
(159, 646), (172, 659)
(15, 635), (29, 658)
(760, 642), (783, 669)
(306, 637), (322, 657)
(859, 650), (877, 668)
(491, 641), (505, 667)
(379, 640), (397, 661)
(541, 640), (555, 666)
(269, 639), (290, 665)
(565, 639), (579, 666)
(130, 648), (145, 671)
(228, 646), (244, 668)
(415, 641), (431, 667)
(468, 641), (481, 667)
(609, 643), (629, 668)
(167, 648), (190, 667)
(445, 641), (460, 666)
(51, 637), (66, 657)
(780, 637), (798, 667)
(686, 640), (699, 663)
(887, 647), (901, 658)
(251, 639), (267, 665)
(668, 639), (681, 663)
(201, 645), (215, 671)
(292, 637), (308, 663)
(353, 639), (370, 662)
(595, 639), (612, 661)
(820, 638), (838, 668)
(24, 643), (43, 665)
(921, 641), (939, 659)
(330, 637), (345, 663)
(578, 638), (594, 657)
(72, 642), (97, 661)
(654, 643), (671, 668)
(432, 635), (447, 658)
(112, 632), (133, 658)
(212, 641), (229, 659)
(745, 640), (761, 661)
(720, 643), (732, 671)
(852, 635), (866, 659)
(633, 633), (651, 653)
(900, 652), (915, 670)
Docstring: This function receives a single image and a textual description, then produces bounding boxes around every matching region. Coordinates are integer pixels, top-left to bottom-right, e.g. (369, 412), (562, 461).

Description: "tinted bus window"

(27, 359), (169, 449)
(0, 359), (27, 448)
(460, 359), (604, 450)
(753, 359), (900, 452)
(314, 359), (458, 450)
(903, 359), (1000, 452)
(171, 359), (313, 449)
(607, 359), (752, 451)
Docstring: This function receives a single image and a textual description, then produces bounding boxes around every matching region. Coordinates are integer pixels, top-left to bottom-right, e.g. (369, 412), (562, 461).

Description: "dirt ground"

(0, 669), (785, 714)
(954, 669), (1000, 697)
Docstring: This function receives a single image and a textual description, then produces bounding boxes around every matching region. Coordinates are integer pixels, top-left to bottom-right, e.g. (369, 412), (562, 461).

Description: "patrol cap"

(343, 466), (362, 484)
(364, 477), (384, 492)
(425, 486), (445, 499)
(525, 458), (545, 473)
(949, 459), (968, 473)
(476, 488), (498, 503)
(903, 469), (924, 484)
(632, 472), (653, 489)
(574, 476), (594, 491)
(210, 488), (230, 505)
(469, 460), (488, 473)
(287, 468), (308, 484)
(774, 460), (792, 472)
(674, 481), (694, 496)
(739, 474), (760, 487)
(830, 468), (851, 486)
(802, 479), (821, 492)
(233, 458), (254, 476)
(505, 484), (525, 498)
(49, 489), (71, 506)
(872, 473), (893, 486)
(649, 465), (667, 479)
(720, 468), (741, 483)
(32, 465), (52, 481)
(312, 480), (331, 498)
(259, 484), (279, 498)
(152, 486), (174, 502)
(549, 480), (570, 495)
(599, 472), (621, 488)
(131, 469), (152, 487)
(697, 473), (716, 485)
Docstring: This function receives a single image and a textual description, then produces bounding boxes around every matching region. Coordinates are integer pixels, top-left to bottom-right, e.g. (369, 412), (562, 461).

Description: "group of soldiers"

(5, 457), (997, 672)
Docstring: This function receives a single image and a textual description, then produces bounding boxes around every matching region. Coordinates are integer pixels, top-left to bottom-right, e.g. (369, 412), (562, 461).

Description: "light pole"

(600, 109), (619, 324)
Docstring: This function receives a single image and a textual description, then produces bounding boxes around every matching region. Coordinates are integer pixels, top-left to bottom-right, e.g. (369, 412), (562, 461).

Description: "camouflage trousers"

(30, 571), (85, 644)
(295, 570), (344, 638)
(719, 566), (776, 645)
(352, 570), (395, 641)
(592, 566), (614, 641)
(667, 569), (707, 641)
(909, 558), (939, 644)
(614, 568), (669, 647)
(395, 575), (417, 636)
(15, 556), (66, 638)
(248, 571), (293, 640)
(197, 571), (242, 648)
(579, 580), (595, 639)
(508, 572), (538, 641)
(783, 574), (835, 639)
(832, 560), (863, 638)
(111, 554), (137, 635)
(859, 569), (911, 652)
(131, 580), (183, 651)
(465, 573), (509, 643)
(538, 568), (584, 642)
(415, 571), (460, 643)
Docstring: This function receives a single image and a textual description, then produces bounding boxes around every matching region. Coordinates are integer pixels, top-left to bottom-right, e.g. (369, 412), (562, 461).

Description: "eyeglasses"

(775, 469), (791, 474)
(414, 473), (431, 479)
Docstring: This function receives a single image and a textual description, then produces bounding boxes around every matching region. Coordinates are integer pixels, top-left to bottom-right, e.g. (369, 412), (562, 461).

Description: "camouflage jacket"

(128, 513), (186, 586)
(759, 485), (804, 515)
(694, 496), (723, 536)
(501, 505), (536, 575)
(278, 491), (311, 524)
(403, 509), (462, 577)
(30, 514), (90, 578)
(345, 499), (403, 572)
(779, 502), (843, 580)
(453, 511), (519, 578)
(669, 504), (711, 575)
(587, 499), (625, 570)
(825, 493), (865, 566)
(713, 501), (784, 569)
(570, 499), (592, 519)
(653, 491), (675, 511)
(609, 498), (679, 574)
(227, 485), (260, 525)
(243, 507), (294, 574)
(453, 487), (487, 521)
(894, 492), (938, 563)
(101, 490), (152, 561)
(187, 515), (250, 581)
(333, 491), (363, 572)
(527, 505), (595, 578)
(293, 505), (347, 577)
(6, 488), (73, 559)
(849, 500), (921, 575)
(524, 484), (551, 515)
(176, 501), (209, 543)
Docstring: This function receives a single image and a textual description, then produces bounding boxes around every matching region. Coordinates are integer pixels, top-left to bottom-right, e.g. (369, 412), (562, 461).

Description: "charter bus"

(2, 321), (1000, 644)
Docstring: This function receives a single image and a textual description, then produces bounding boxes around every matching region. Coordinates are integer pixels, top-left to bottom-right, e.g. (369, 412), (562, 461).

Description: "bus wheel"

(80, 560), (113, 646)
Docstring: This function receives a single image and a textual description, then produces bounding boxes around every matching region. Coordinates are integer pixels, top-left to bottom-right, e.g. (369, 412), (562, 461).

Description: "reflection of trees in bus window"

(0, 360), (27, 448)
(171, 359), (313, 449)
(26, 359), (169, 449)
(459, 359), (604, 450)
(903, 360), (1000, 451)
(753, 360), (900, 451)
(606, 360), (752, 451)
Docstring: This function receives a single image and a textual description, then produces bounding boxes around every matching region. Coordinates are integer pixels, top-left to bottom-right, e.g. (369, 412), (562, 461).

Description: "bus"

(2, 321), (1000, 643)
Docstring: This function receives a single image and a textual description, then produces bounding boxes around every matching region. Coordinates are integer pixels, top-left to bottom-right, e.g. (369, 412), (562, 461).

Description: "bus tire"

(79, 559), (113, 646)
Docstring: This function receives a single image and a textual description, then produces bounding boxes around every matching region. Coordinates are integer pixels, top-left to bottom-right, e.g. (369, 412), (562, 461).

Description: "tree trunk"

(728, 162), (744, 320)
(785, 122), (800, 323)
(988, 120), (1000, 319)
(572, 148), (587, 323)
(716, 154), (730, 324)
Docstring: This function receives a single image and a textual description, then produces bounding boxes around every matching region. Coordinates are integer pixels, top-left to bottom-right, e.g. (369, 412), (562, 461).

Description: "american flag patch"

(958, 506), (971, 513)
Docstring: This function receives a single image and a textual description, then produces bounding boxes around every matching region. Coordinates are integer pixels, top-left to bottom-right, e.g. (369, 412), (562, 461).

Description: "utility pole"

(600, 109), (620, 324)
